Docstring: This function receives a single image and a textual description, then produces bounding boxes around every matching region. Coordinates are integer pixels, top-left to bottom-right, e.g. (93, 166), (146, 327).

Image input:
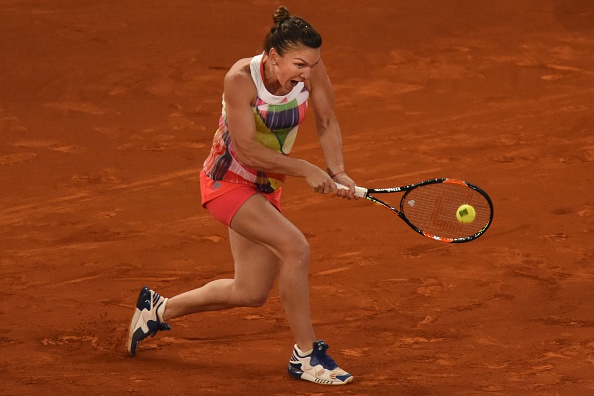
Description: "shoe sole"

(127, 287), (151, 356)
(288, 365), (354, 385)
(127, 307), (143, 356)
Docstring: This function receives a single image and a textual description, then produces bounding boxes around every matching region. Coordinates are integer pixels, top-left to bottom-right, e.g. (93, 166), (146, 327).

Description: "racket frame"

(338, 178), (494, 243)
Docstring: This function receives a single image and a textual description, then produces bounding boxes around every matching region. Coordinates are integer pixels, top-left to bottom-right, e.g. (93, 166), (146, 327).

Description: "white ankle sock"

(295, 344), (313, 356)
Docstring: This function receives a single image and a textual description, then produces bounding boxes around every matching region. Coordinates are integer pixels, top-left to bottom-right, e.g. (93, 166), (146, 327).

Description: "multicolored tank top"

(202, 53), (309, 193)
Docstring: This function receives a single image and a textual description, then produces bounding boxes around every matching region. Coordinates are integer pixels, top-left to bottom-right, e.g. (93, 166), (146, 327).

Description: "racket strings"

(402, 183), (491, 239)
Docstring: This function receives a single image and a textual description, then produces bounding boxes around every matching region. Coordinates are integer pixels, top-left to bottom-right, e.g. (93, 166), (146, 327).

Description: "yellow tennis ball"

(456, 204), (476, 224)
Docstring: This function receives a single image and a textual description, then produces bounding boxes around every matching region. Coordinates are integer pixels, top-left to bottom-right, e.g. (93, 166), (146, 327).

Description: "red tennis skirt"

(200, 170), (282, 227)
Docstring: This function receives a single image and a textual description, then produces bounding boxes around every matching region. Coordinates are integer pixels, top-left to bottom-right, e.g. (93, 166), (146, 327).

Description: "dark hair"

(263, 6), (322, 56)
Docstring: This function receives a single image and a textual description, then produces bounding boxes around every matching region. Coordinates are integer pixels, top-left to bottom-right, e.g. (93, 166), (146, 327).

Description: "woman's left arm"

(308, 59), (356, 198)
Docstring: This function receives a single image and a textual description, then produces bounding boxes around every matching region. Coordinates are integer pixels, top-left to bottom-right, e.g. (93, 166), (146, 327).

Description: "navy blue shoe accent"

(127, 286), (170, 356)
(310, 340), (338, 370)
(287, 340), (353, 385)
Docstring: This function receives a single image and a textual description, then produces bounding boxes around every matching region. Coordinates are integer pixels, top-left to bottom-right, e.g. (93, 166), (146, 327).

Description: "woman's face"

(272, 45), (321, 91)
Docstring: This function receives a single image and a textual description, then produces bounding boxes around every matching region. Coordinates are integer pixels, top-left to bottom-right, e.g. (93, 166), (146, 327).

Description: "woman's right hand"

(304, 163), (337, 194)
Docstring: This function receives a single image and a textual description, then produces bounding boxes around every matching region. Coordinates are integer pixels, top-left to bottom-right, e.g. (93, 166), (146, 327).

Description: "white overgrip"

(335, 183), (367, 198)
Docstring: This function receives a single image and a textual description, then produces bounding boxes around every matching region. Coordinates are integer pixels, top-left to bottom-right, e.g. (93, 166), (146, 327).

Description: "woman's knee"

(296, 239), (311, 265)
(280, 235), (310, 269)
(231, 280), (272, 307)
(238, 289), (269, 308)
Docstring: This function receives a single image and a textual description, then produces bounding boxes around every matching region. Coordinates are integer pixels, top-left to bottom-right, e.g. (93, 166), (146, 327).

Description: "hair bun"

(273, 5), (291, 24)
(263, 5), (321, 55)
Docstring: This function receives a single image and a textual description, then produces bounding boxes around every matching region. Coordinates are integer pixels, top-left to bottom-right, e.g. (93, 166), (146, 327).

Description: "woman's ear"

(269, 48), (278, 65)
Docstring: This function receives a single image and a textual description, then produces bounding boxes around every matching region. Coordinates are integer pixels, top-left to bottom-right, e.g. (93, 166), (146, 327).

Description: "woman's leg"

(163, 194), (316, 351)
(163, 233), (279, 316)
(229, 194), (317, 351)
(162, 202), (280, 316)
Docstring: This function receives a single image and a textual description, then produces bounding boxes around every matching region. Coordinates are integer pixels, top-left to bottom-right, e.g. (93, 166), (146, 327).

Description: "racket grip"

(335, 183), (367, 198)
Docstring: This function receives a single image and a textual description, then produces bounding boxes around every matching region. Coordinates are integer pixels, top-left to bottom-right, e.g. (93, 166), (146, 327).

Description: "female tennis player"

(128, 6), (355, 385)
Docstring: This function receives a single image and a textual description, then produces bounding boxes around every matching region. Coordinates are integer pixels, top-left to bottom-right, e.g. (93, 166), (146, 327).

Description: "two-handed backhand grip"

(335, 183), (367, 198)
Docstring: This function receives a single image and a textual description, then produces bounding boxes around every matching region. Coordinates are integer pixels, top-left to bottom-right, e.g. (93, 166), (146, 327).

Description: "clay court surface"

(2, 1), (594, 395)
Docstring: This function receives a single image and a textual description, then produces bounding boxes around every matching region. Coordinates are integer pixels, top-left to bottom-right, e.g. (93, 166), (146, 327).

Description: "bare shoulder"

(225, 58), (254, 87)
(223, 58), (256, 104)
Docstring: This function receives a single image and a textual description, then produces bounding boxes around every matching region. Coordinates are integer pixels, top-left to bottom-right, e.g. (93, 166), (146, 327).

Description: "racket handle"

(335, 183), (367, 198)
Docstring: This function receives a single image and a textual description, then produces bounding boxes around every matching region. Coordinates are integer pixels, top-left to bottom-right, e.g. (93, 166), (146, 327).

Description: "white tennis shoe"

(287, 340), (353, 385)
(127, 286), (170, 356)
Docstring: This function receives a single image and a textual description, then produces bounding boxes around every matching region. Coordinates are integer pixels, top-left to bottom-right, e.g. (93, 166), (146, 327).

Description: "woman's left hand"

(331, 172), (358, 200)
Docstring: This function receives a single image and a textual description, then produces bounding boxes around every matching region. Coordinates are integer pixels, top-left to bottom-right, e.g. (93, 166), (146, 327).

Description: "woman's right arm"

(224, 63), (336, 193)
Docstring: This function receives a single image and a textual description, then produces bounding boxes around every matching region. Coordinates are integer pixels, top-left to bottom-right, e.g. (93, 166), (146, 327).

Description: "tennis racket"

(336, 178), (493, 243)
